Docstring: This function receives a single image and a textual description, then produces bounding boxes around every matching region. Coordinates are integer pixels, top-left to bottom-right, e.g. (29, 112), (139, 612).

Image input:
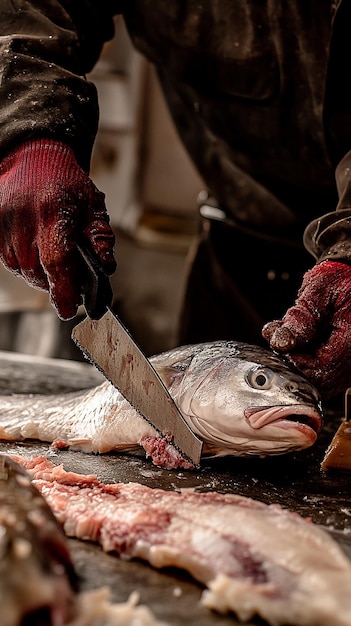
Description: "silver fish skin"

(0, 341), (322, 461)
(0, 454), (77, 626)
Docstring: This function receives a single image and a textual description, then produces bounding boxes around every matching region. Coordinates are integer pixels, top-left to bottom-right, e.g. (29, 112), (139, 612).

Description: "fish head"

(152, 341), (323, 458)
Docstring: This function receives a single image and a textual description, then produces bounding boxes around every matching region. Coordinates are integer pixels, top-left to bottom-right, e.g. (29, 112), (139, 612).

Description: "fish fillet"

(12, 454), (351, 626)
(0, 454), (168, 626)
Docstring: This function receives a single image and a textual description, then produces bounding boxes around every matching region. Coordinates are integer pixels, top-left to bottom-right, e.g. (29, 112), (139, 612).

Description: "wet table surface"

(0, 350), (350, 625)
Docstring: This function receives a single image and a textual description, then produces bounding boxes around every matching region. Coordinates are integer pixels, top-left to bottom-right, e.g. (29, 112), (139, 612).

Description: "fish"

(12, 453), (351, 626)
(0, 453), (169, 626)
(0, 341), (323, 468)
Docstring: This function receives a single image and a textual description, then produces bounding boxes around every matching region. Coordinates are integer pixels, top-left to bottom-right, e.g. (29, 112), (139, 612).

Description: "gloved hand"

(262, 260), (351, 399)
(0, 139), (116, 320)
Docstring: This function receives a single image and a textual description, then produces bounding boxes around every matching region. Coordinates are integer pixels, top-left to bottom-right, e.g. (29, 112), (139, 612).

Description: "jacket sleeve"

(304, 150), (351, 265)
(0, 1), (122, 170)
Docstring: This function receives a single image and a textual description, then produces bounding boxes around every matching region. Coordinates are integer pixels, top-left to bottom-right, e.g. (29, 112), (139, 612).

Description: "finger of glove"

(45, 252), (83, 320)
(84, 190), (117, 276)
(0, 185), (50, 289)
(37, 226), (83, 321)
(262, 321), (296, 351)
(263, 304), (318, 352)
(84, 218), (116, 275)
(286, 326), (351, 399)
(262, 320), (282, 341)
(35, 194), (113, 318)
(48, 269), (82, 320)
(0, 238), (49, 291)
(18, 259), (49, 292)
(275, 262), (351, 353)
(264, 262), (341, 353)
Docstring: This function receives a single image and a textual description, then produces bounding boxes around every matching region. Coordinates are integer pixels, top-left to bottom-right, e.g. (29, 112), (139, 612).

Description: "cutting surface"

(0, 351), (350, 625)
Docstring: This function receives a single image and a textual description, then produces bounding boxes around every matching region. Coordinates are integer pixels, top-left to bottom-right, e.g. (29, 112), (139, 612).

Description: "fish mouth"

(244, 405), (322, 434)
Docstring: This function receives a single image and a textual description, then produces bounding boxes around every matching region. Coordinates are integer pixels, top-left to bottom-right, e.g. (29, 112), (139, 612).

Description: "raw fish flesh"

(13, 453), (351, 626)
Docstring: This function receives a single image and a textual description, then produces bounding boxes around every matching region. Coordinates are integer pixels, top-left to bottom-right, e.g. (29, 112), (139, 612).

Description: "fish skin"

(0, 454), (77, 626)
(0, 341), (323, 463)
(12, 454), (351, 626)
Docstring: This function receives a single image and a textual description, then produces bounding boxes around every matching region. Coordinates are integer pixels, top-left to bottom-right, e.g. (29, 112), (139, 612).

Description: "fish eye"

(246, 367), (274, 390)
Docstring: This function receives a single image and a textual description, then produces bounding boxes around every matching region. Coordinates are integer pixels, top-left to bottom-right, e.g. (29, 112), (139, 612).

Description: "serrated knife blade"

(72, 308), (203, 466)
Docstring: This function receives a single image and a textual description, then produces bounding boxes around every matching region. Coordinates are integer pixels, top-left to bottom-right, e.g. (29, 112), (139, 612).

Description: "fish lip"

(244, 405), (323, 434)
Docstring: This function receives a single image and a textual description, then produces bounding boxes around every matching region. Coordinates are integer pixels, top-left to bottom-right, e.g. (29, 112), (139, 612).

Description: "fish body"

(14, 454), (351, 626)
(0, 454), (77, 626)
(0, 341), (323, 465)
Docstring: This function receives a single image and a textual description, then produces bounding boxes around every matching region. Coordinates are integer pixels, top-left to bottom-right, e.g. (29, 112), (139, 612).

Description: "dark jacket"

(1, 0), (351, 260)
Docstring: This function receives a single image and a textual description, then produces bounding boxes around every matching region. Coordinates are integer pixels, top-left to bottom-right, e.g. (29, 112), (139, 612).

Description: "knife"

(72, 245), (203, 466)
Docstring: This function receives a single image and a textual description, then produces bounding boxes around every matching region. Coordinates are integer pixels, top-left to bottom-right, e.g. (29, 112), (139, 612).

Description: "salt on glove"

(262, 260), (351, 399)
(0, 139), (116, 320)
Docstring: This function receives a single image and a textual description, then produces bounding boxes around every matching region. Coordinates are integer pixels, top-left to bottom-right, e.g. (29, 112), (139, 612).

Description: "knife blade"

(73, 245), (203, 466)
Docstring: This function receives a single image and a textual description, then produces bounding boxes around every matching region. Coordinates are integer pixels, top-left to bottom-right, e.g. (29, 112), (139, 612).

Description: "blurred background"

(0, 16), (205, 361)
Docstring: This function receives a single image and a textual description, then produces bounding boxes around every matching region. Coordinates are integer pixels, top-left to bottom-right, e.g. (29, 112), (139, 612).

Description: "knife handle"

(77, 244), (113, 320)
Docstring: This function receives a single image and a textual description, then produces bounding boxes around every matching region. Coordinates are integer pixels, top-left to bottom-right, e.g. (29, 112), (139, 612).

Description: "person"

(0, 1), (351, 401)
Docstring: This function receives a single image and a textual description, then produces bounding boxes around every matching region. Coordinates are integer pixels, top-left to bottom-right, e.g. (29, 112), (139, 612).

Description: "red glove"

(262, 260), (351, 399)
(0, 139), (116, 320)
